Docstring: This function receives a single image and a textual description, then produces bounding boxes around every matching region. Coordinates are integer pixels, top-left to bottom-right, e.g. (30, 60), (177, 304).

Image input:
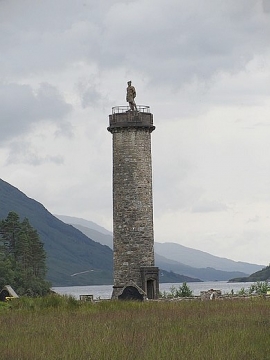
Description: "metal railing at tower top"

(112, 105), (151, 114)
(108, 105), (155, 133)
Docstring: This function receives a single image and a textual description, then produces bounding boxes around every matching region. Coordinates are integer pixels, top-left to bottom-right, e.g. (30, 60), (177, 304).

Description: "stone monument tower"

(107, 82), (159, 300)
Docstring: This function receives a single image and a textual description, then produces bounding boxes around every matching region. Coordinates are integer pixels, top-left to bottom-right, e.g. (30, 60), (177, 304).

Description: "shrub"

(248, 281), (270, 295)
(160, 282), (193, 298)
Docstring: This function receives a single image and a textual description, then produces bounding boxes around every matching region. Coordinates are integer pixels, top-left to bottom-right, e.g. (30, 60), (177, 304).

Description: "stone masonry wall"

(112, 127), (155, 290)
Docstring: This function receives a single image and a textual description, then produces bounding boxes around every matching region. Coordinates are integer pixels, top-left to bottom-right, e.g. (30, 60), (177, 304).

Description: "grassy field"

(0, 296), (270, 360)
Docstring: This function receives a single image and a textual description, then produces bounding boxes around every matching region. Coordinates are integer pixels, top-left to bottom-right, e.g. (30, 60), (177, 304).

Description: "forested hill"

(229, 265), (270, 283)
(0, 178), (255, 286)
(0, 178), (113, 286)
(0, 179), (203, 286)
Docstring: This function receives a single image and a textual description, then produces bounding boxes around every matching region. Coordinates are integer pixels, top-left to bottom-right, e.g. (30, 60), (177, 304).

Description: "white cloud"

(0, 0), (270, 265)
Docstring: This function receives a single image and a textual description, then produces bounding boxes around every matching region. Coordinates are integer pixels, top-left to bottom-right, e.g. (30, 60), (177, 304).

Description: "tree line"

(0, 211), (50, 296)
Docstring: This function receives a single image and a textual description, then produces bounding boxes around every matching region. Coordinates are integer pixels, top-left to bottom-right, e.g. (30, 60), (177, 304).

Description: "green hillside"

(0, 179), (202, 286)
(160, 270), (202, 283)
(60, 216), (251, 282)
(0, 178), (113, 286)
(1, 178), (252, 286)
(229, 265), (270, 283)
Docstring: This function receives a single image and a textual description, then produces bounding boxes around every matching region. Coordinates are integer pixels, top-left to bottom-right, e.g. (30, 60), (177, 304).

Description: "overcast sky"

(1, 0), (270, 265)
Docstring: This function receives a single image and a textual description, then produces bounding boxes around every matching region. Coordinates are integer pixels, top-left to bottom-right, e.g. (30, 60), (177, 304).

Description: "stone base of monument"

(113, 280), (146, 301)
(140, 266), (159, 300)
(112, 267), (159, 301)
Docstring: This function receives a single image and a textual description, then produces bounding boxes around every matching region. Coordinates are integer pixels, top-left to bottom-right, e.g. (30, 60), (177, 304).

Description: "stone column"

(108, 107), (159, 300)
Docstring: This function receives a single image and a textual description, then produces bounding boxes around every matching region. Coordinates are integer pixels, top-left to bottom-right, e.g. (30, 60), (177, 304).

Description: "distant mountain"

(61, 216), (256, 281)
(155, 242), (264, 274)
(55, 221), (113, 249)
(159, 270), (202, 283)
(0, 179), (200, 286)
(155, 254), (249, 282)
(0, 179), (113, 286)
(55, 215), (112, 236)
(1, 178), (261, 286)
(229, 265), (270, 283)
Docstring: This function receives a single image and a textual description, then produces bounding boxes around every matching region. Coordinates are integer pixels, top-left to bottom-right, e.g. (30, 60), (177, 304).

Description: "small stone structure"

(108, 105), (159, 300)
(79, 295), (93, 302)
(200, 289), (222, 300)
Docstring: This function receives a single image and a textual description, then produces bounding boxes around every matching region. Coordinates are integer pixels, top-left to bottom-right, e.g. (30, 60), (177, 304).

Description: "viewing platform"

(108, 105), (155, 133)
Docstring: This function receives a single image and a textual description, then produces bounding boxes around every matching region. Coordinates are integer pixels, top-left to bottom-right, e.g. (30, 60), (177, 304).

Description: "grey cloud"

(254, 122), (270, 127)
(6, 140), (64, 166)
(0, 1), (108, 76)
(81, 87), (103, 108)
(76, 79), (104, 108)
(0, 82), (72, 143)
(2, 0), (269, 89)
(100, 0), (270, 87)
(247, 215), (260, 223)
(54, 122), (74, 138)
(154, 178), (204, 213)
(36, 83), (72, 120)
(263, 0), (270, 12)
(191, 200), (228, 213)
(153, 142), (204, 213)
(155, 186), (203, 214)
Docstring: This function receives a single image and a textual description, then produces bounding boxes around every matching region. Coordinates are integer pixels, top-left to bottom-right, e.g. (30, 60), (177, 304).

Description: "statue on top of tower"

(126, 81), (137, 111)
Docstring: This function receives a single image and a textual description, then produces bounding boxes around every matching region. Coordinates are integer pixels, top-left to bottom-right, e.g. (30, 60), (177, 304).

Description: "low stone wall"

(155, 292), (270, 302)
(92, 294), (270, 303)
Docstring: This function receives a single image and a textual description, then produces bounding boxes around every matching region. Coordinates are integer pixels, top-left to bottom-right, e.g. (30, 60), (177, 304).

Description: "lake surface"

(52, 281), (254, 300)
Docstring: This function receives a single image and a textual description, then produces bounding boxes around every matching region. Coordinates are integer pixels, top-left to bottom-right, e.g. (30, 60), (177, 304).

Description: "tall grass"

(0, 296), (270, 359)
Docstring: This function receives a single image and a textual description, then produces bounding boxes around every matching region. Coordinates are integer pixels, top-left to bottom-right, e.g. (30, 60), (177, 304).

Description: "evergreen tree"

(0, 211), (21, 257)
(0, 212), (50, 296)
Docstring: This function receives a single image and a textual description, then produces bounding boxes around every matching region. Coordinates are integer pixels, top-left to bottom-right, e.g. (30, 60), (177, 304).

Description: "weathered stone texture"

(112, 128), (154, 287)
(108, 111), (158, 299)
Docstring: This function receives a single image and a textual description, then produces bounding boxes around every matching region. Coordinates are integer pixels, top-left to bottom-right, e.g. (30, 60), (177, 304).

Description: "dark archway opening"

(147, 280), (155, 299)
(118, 286), (144, 301)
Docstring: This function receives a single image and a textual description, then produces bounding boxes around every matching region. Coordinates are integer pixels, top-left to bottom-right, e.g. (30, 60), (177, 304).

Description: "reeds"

(0, 295), (270, 359)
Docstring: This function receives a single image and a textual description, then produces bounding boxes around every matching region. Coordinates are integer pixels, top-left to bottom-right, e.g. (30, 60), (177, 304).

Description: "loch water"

(52, 281), (255, 300)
